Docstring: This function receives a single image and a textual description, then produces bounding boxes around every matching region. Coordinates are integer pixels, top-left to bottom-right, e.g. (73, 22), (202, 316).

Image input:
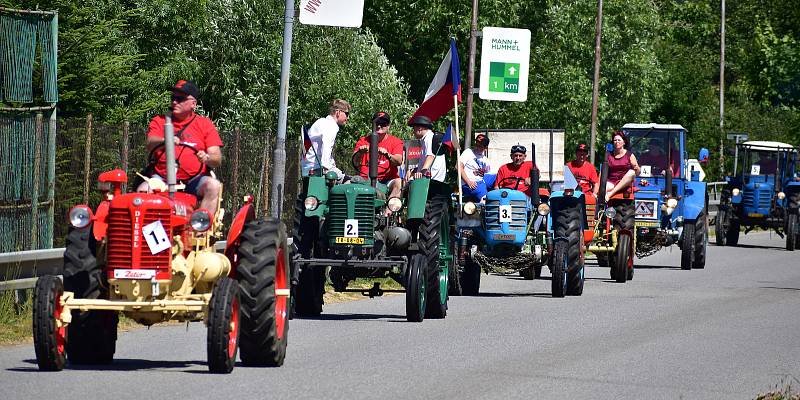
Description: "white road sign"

(479, 27), (531, 102)
(299, 0), (364, 28)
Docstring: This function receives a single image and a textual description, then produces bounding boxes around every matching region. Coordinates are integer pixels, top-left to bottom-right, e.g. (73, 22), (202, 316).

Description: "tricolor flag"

(410, 38), (462, 123)
(303, 125), (312, 152)
(438, 123), (455, 156)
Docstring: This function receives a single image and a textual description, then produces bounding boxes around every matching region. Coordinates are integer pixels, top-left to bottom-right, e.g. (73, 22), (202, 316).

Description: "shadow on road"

(8, 358), (206, 373)
(472, 292), (553, 298)
(296, 313), (405, 322)
(725, 243), (784, 250)
(759, 286), (800, 292)
(633, 264), (682, 270)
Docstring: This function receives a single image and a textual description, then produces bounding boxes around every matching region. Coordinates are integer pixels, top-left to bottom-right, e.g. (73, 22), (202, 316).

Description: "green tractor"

(291, 129), (453, 322)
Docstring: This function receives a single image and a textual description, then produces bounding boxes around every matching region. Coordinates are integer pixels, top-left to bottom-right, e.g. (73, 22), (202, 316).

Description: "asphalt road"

(1, 231), (798, 399)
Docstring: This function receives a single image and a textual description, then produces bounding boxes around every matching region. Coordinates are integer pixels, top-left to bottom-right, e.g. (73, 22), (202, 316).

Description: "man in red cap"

(139, 80), (223, 216)
(353, 111), (404, 198)
(567, 143), (599, 197)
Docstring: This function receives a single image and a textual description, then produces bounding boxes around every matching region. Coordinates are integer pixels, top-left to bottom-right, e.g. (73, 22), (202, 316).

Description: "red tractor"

(33, 118), (290, 373)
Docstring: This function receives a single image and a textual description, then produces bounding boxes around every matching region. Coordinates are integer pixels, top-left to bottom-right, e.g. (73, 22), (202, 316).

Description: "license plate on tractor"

(335, 237), (365, 244)
(492, 233), (516, 241)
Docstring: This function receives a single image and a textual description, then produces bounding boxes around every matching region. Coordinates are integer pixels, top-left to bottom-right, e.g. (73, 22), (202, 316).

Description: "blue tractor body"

(621, 123), (709, 269)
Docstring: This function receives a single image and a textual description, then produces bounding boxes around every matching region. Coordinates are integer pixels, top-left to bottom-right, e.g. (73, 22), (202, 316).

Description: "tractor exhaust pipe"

(530, 142), (540, 205)
(665, 141), (673, 197)
(164, 109), (177, 198)
(369, 120), (379, 187)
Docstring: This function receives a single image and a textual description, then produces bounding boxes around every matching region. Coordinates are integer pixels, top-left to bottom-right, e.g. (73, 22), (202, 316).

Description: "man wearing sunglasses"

(353, 111), (404, 198)
(301, 98), (352, 180)
(140, 80), (223, 216)
(495, 144), (538, 198)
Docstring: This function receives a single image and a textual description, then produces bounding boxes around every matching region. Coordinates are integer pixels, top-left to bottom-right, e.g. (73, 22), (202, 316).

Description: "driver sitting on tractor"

(494, 144), (538, 198)
(567, 143), (599, 197)
(137, 80), (223, 216)
(353, 111), (404, 199)
(638, 138), (679, 177)
(605, 131), (640, 201)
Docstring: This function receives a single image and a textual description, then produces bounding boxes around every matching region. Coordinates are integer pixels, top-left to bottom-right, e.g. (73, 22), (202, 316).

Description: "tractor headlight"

(732, 188), (740, 197)
(304, 196), (319, 211)
(537, 203), (550, 216)
(387, 197), (403, 212)
(777, 191), (786, 200)
(666, 198), (678, 208)
(604, 207), (617, 219)
(68, 206), (93, 228)
(190, 209), (212, 232)
(463, 201), (477, 215)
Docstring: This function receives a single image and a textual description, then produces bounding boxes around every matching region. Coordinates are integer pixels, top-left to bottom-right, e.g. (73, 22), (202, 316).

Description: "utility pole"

(719, 0), (726, 178)
(589, 0), (604, 165)
(271, 0), (295, 218)
(464, 0), (479, 147)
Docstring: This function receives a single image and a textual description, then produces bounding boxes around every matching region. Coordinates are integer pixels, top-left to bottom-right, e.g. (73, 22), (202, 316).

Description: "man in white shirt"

(409, 116), (446, 182)
(301, 99), (352, 179)
(459, 133), (491, 201)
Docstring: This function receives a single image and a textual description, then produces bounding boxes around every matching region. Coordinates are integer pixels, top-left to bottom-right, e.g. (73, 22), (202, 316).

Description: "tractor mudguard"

(682, 181), (707, 220)
(224, 201), (256, 259)
(549, 191), (587, 231)
(785, 182), (800, 209)
(92, 200), (111, 242)
(406, 179), (450, 221)
(302, 176), (330, 218)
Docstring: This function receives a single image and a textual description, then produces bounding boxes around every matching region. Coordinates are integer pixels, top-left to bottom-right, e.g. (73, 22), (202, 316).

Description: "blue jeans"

(462, 180), (488, 201)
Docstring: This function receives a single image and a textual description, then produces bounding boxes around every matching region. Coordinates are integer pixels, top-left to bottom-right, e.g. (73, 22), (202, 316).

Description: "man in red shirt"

(139, 80), (223, 215)
(495, 144), (537, 197)
(352, 111), (404, 198)
(567, 143), (599, 197)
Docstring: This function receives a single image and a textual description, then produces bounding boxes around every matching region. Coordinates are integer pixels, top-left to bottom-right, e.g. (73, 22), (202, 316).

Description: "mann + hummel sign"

(479, 27), (531, 102)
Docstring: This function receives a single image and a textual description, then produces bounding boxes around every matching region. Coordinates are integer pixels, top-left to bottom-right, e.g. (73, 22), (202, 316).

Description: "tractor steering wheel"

(497, 176), (526, 191)
(146, 142), (207, 183)
(351, 150), (391, 178)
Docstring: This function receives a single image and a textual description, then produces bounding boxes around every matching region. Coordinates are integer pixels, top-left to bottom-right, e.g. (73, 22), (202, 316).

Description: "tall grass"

(0, 288), (32, 345)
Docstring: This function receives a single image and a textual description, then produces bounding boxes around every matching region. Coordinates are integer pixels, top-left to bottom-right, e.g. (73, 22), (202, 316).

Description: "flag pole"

(452, 95), (463, 212)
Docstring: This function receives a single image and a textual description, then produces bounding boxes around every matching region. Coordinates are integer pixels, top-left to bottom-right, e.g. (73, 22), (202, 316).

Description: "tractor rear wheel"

(693, 214), (708, 269)
(292, 197), (324, 317)
(419, 197), (448, 319)
(714, 209), (728, 246)
(236, 219), (289, 367)
(33, 276), (66, 371)
(207, 277), (240, 373)
(613, 234), (631, 283)
(405, 253), (426, 322)
(681, 222), (695, 270)
(447, 236), (463, 296)
(786, 214), (798, 251)
(62, 227), (117, 365)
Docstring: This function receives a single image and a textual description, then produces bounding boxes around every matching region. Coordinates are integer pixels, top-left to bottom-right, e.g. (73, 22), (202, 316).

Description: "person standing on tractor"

(567, 143), (599, 197)
(139, 80), (223, 216)
(353, 111), (404, 198)
(495, 144), (538, 198)
(301, 98), (352, 180)
(459, 133), (492, 201)
(605, 131), (641, 201)
(409, 115), (446, 182)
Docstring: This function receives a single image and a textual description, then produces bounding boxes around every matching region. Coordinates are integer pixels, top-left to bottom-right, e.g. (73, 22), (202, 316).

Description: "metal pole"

(589, 0), (604, 165)
(31, 112), (43, 250)
(47, 107), (56, 248)
(120, 119), (130, 192)
(719, 0), (726, 178)
(270, 0), (295, 219)
(83, 113), (92, 204)
(463, 0), (479, 146)
(232, 126), (241, 207)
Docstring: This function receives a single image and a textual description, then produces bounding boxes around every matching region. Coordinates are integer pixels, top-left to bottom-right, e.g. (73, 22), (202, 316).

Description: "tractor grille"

(485, 199), (527, 231)
(107, 207), (172, 271)
(328, 192), (375, 245)
(743, 189), (772, 210)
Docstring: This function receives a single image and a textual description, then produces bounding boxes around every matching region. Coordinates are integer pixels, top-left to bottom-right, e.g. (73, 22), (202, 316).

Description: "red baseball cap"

(576, 143), (589, 152)
(170, 80), (200, 99)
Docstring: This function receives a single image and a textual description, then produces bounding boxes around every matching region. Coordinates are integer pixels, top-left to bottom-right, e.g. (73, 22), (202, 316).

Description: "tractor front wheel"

(551, 241), (568, 297)
(33, 276), (66, 371)
(693, 215), (708, 269)
(681, 222), (695, 270)
(460, 255), (481, 296)
(786, 214), (798, 251)
(207, 277), (240, 374)
(419, 197), (448, 319)
(614, 234), (631, 283)
(236, 219), (289, 367)
(715, 209), (728, 246)
(405, 253), (426, 322)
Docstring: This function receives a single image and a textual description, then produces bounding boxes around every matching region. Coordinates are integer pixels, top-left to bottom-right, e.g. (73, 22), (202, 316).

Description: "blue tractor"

(716, 141), (800, 250)
(622, 123), (709, 270)
(454, 144), (552, 296)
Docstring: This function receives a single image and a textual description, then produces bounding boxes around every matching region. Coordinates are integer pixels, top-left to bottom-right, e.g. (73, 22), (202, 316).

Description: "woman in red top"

(605, 131), (640, 201)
